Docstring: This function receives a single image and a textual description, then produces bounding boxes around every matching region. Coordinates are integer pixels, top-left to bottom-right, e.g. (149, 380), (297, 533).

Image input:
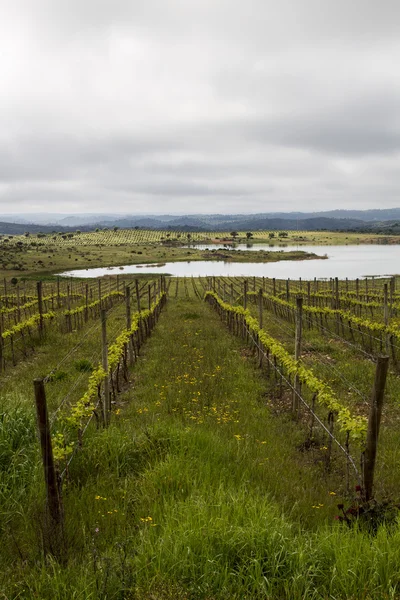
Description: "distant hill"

(3, 208), (400, 234)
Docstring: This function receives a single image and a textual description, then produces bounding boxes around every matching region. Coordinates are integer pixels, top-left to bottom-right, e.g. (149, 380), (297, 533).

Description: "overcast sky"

(1, 0), (400, 215)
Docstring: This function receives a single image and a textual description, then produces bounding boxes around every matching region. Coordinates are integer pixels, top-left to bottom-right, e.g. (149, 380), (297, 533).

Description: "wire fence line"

(204, 291), (373, 492)
(244, 324), (361, 481)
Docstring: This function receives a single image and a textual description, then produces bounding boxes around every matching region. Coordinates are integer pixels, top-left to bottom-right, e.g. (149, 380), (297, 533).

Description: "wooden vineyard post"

(335, 277), (339, 309)
(243, 280), (248, 310)
(363, 356), (389, 501)
(153, 282), (157, 305)
(286, 279), (290, 302)
(16, 286), (21, 321)
(307, 281), (311, 306)
(126, 286), (134, 366)
(148, 284), (151, 310)
(384, 284), (389, 354)
(384, 283), (389, 326)
(135, 279), (141, 313)
(258, 288), (263, 329)
(293, 296), (303, 413)
(37, 281), (44, 336)
(272, 278), (276, 296)
(57, 277), (60, 308)
(390, 277), (394, 317)
(34, 379), (62, 526)
(85, 284), (89, 322)
(101, 310), (110, 426)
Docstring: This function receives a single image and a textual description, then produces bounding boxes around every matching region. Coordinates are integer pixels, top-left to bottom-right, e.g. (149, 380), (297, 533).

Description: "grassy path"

(3, 288), (400, 599)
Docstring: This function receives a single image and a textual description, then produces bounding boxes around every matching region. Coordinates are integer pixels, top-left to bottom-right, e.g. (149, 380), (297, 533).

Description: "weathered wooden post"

(101, 310), (110, 425)
(272, 278), (276, 296)
(85, 284), (89, 322)
(258, 288), (263, 329)
(16, 286), (21, 321)
(135, 279), (141, 312)
(335, 277), (339, 309)
(389, 277), (394, 317)
(293, 296), (303, 412)
(243, 280), (248, 310)
(363, 356), (389, 501)
(384, 283), (389, 326)
(286, 279), (290, 302)
(126, 286), (134, 367)
(57, 277), (61, 308)
(34, 379), (62, 525)
(37, 281), (44, 336)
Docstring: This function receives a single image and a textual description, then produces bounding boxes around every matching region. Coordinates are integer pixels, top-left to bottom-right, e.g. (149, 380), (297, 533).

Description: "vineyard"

(1, 274), (400, 599)
(0, 228), (328, 277)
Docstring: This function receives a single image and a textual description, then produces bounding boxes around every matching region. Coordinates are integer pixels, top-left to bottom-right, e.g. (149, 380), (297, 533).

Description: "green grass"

(2, 283), (400, 598)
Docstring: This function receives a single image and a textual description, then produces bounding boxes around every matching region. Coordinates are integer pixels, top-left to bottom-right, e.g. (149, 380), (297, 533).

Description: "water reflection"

(59, 244), (400, 279)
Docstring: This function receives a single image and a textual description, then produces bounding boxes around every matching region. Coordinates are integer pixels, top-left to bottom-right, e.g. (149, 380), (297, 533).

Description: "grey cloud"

(1, 1), (400, 214)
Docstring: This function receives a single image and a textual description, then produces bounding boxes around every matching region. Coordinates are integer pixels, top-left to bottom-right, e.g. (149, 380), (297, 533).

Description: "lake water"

(59, 244), (400, 280)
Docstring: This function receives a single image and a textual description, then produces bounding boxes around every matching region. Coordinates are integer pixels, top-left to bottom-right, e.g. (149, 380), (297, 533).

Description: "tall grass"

(1, 286), (400, 599)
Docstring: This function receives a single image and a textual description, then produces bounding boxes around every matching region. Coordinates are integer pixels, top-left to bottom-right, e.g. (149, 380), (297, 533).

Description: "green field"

(1, 270), (400, 599)
(0, 227), (398, 279)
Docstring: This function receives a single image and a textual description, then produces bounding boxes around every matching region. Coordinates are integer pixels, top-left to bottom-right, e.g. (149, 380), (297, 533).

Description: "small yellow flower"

(329, 491), (336, 496)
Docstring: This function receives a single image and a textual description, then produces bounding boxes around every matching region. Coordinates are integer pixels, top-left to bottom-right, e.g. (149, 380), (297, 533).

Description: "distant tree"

(11, 277), (18, 285)
(76, 230), (81, 234)
(246, 232), (253, 239)
(230, 231), (239, 239)
(187, 233), (192, 241)
(278, 231), (288, 238)
(268, 232), (275, 238)
(113, 226), (119, 231)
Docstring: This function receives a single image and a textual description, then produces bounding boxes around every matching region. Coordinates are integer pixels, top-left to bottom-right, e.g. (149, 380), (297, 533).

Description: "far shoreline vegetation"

(0, 227), (399, 279)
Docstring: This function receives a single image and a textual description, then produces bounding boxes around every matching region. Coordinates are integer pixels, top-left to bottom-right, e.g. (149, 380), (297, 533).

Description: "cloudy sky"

(1, 0), (400, 215)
